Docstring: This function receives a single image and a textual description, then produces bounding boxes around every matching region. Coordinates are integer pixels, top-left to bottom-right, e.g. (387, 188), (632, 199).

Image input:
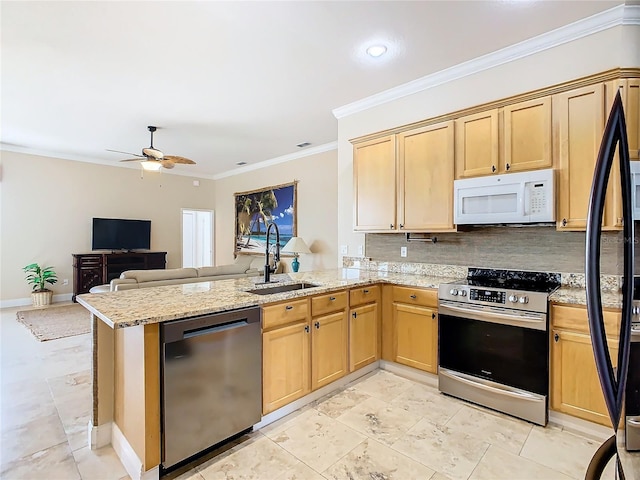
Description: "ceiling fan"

(108, 126), (196, 170)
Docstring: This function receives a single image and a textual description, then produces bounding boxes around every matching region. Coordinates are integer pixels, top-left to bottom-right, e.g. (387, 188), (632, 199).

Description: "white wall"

(213, 149), (338, 273)
(337, 24), (640, 266)
(0, 151), (215, 303)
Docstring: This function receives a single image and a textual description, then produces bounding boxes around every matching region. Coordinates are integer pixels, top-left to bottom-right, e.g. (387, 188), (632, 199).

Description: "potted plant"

(23, 263), (58, 306)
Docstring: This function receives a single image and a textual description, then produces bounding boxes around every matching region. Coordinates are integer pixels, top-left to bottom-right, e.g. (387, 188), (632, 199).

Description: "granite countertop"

(76, 268), (462, 329)
(76, 266), (624, 329)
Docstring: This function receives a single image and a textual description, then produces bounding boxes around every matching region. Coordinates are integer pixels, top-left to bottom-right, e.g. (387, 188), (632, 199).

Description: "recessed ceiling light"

(296, 142), (311, 148)
(366, 45), (387, 58)
(236, 161), (247, 166)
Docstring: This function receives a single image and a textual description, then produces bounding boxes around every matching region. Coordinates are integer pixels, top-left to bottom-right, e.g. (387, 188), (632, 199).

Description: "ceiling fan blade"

(163, 155), (196, 165)
(119, 158), (144, 162)
(107, 149), (144, 157)
(161, 160), (175, 169)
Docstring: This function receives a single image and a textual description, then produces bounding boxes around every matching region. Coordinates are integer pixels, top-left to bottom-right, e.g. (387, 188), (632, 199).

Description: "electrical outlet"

(357, 245), (364, 256)
(400, 247), (407, 257)
(340, 245), (348, 255)
(62, 279), (69, 286)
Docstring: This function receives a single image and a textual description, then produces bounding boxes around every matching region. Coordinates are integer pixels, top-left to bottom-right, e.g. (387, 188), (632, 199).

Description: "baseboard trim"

(254, 361), (380, 430)
(1, 294), (73, 309)
(379, 360), (438, 387)
(88, 421), (112, 450)
(112, 423), (159, 480)
(548, 410), (613, 442)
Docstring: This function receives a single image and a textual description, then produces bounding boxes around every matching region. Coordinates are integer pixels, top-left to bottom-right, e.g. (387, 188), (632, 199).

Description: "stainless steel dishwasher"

(161, 306), (261, 470)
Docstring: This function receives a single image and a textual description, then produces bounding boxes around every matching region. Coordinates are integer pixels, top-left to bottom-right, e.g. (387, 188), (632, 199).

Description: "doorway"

(182, 209), (213, 267)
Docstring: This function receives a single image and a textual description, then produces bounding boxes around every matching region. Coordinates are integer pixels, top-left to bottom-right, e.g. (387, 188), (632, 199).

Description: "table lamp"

(282, 237), (311, 272)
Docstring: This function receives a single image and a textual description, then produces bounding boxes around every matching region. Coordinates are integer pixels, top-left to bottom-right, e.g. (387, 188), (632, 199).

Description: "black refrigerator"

(585, 90), (637, 479)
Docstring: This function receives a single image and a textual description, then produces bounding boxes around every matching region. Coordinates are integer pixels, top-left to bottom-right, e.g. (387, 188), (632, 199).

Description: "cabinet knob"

(329, 296), (336, 301)
(399, 224), (404, 229)
(505, 163), (510, 171)
(410, 294), (417, 299)
(305, 325), (310, 333)
(561, 218), (567, 227)
(363, 289), (370, 294)
(352, 312), (357, 318)
(491, 165), (496, 173)
(554, 333), (559, 342)
(285, 305), (293, 310)
(432, 313), (436, 319)
(390, 223), (394, 229)
(314, 321), (320, 329)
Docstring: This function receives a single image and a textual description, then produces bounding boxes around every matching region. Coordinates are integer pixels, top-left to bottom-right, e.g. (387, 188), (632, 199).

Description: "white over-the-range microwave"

(454, 168), (555, 225)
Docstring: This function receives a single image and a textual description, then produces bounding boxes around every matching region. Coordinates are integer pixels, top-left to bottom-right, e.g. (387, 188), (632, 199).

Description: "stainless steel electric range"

(438, 268), (560, 426)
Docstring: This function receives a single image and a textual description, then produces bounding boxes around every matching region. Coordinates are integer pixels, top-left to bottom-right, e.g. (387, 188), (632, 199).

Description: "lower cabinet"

(390, 286), (438, 374)
(311, 310), (348, 389)
(550, 303), (620, 427)
(349, 286), (381, 372)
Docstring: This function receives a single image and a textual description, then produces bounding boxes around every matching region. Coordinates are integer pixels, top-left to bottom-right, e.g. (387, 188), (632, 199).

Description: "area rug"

(16, 304), (91, 342)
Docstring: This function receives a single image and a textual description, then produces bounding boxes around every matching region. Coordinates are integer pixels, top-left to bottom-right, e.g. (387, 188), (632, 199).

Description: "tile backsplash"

(364, 226), (626, 276)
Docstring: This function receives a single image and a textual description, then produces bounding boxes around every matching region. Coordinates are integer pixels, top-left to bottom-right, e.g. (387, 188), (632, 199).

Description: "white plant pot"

(31, 290), (53, 307)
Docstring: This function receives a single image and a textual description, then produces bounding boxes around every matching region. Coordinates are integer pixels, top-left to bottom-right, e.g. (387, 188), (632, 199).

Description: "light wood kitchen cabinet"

(627, 78), (640, 161)
(390, 286), (438, 374)
(353, 135), (397, 231)
(554, 84), (606, 231)
(455, 109), (499, 178)
(349, 285), (381, 372)
(311, 292), (348, 390)
(550, 303), (620, 427)
(396, 121), (456, 232)
(262, 299), (311, 414)
(455, 98), (552, 179)
(501, 97), (552, 173)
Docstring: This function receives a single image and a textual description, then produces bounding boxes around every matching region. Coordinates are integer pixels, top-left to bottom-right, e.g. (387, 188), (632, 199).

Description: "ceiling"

(0, 0), (625, 179)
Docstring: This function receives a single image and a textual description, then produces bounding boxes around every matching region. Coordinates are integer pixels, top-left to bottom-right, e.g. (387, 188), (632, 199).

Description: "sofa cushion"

(121, 268), (198, 282)
(198, 264), (246, 277)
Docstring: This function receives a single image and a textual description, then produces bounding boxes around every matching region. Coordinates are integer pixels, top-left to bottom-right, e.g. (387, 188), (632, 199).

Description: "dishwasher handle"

(162, 306), (260, 344)
(183, 320), (248, 339)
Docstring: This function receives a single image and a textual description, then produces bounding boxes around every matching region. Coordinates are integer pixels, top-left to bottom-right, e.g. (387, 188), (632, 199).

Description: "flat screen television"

(92, 218), (151, 251)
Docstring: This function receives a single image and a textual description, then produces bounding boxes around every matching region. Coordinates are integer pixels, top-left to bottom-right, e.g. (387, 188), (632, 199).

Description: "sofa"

(90, 255), (281, 293)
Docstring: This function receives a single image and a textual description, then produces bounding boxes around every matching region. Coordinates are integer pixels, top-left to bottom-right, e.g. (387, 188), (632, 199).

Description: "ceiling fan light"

(141, 160), (163, 171)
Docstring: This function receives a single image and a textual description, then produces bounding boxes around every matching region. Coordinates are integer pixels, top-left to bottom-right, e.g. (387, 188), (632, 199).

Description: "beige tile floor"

(0, 302), (630, 480)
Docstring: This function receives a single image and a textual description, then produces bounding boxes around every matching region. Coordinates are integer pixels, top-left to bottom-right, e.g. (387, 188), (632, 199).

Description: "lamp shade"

(282, 237), (311, 255)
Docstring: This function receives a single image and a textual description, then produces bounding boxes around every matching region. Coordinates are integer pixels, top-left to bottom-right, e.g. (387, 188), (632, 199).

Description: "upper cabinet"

(353, 122), (456, 233)
(554, 84), (606, 231)
(455, 97), (552, 179)
(397, 121), (455, 232)
(626, 78), (640, 161)
(454, 109), (499, 178)
(353, 135), (397, 231)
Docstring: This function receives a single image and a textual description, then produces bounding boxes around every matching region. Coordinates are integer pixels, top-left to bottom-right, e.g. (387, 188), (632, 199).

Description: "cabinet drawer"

(551, 304), (620, 335)
(262, 299), (309, 330)
(350, 285), (381, 306)
(78, 255), (102, 267)
(392, 286), (437, 307)
(311, 291), (348, 317)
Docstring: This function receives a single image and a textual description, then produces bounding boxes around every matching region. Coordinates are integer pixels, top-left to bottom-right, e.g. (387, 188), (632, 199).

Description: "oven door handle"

(628, 417), (640, 427)
(438, 303), (546, 331)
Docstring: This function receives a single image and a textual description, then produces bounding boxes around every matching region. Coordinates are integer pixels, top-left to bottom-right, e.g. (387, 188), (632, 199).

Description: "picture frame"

(234, 181), (297, 256)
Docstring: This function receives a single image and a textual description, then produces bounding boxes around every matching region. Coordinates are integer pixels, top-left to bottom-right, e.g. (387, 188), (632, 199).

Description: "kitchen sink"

(246, 282), (320, 295)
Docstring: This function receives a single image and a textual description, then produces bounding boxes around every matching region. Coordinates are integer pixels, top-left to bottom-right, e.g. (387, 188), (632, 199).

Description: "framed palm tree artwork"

(234, 181), (297, 256)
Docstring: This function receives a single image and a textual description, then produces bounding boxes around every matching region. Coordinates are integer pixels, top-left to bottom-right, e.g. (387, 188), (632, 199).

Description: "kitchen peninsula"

(76, 265), (627, 480)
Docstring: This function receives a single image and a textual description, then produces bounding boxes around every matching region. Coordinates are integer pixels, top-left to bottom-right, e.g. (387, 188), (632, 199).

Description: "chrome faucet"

(264, 222), (280, 283)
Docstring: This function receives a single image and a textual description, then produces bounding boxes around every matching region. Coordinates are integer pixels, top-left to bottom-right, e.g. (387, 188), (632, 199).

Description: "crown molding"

(333, 4), (637, 119)
(212, 141), (338, 180)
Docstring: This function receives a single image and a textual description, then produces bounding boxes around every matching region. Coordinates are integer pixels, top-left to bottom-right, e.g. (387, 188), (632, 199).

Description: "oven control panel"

(470, 289), (505, 304)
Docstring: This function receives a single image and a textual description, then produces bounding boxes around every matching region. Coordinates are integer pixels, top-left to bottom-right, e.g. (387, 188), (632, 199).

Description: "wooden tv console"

(72, 251), (166, 301)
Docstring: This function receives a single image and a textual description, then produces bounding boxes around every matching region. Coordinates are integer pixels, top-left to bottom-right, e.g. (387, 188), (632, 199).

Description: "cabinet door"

(397, 121), (455, 231)
(349, 303), (379, 372)
(502, 97), (552, 173)
(455, 109), (499, 178)
(627, 78), (640, 161)
(604, 80), (625, 230)
(262, 321), (310, 414)
(393, 303), (438, 373)
(551, 329), (618, 427)
(353, 135), (397, 231)
(311, 311), (348, 390)
(554, 84), (605, 230)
